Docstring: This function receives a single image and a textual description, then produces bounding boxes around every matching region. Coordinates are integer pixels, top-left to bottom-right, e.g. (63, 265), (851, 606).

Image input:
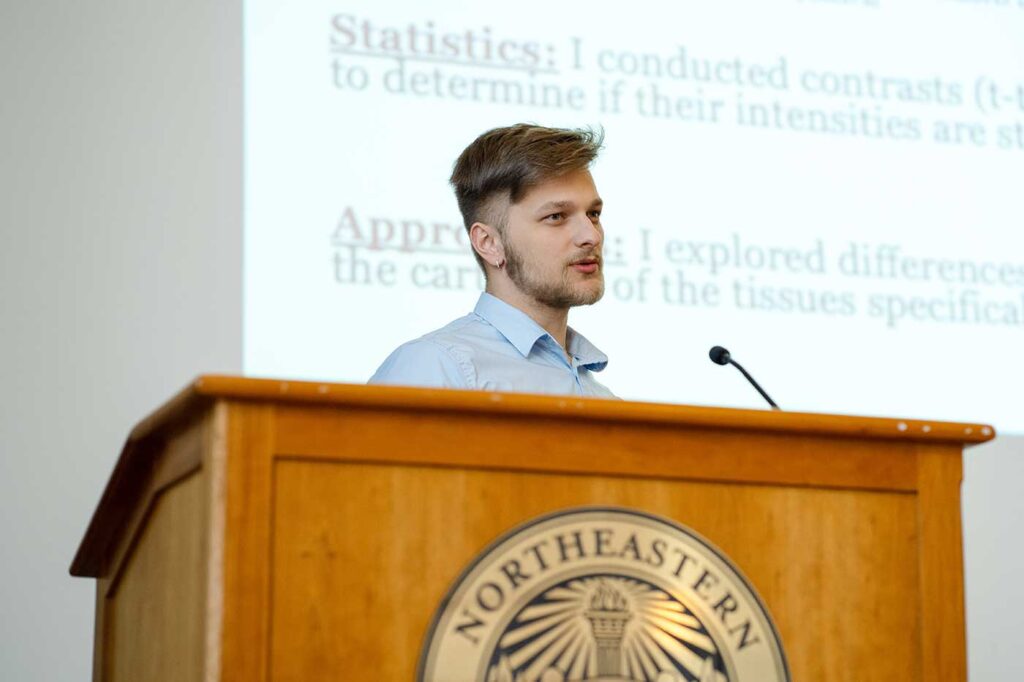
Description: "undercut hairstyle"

(450, 123), (604, 272)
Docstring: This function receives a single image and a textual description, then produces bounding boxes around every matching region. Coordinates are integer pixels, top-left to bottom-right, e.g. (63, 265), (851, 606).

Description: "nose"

(573, 213), (603, 250)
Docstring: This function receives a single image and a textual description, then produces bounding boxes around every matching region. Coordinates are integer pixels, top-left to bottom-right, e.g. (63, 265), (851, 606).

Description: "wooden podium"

(71, 376), (993, 681)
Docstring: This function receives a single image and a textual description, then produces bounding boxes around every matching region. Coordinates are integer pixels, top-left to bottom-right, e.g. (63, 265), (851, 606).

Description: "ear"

(469, 222), (505, 269)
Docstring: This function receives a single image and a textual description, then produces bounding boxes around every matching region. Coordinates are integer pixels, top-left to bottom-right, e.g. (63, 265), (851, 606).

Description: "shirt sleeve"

(367, 339), (473, 389)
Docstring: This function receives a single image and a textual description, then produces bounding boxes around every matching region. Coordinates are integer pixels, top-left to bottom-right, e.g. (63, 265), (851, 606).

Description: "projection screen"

(244, 0), (1024, 431)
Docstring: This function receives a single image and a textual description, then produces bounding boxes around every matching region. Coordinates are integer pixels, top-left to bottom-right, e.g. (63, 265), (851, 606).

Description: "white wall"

(0, 1), (241, 678)
(963, 435), (1024, 681)
(0, 2), (1019, 680)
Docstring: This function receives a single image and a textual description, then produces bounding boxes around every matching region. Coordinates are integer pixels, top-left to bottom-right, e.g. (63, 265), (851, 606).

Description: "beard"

(503, 241), (605, 309)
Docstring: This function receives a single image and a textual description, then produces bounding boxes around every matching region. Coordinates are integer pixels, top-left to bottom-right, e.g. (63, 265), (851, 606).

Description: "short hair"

(450, 123), (604, 271)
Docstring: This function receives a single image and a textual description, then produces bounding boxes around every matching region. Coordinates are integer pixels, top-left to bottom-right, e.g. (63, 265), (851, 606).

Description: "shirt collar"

(473, 293), (609, 371)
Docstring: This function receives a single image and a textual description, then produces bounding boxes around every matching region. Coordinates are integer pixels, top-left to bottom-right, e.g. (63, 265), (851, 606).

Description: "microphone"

(709, 346), (780, 411)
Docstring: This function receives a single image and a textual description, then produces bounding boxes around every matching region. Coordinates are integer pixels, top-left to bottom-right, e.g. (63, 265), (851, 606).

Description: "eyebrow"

(534, 198), (604, 213)
(535, 200), (573, 213)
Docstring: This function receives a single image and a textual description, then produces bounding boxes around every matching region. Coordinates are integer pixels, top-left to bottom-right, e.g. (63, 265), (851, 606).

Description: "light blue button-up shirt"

(369, 293), (616, 398)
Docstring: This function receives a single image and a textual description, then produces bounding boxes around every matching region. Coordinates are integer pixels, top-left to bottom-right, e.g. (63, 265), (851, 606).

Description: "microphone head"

(709, 346), (731, 365)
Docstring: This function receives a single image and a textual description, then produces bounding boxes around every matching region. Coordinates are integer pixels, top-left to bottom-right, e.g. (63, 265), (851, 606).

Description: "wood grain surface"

(72, 378), (981, 681)
(269, 460), (921, 682)
(103, 472), (207, 682)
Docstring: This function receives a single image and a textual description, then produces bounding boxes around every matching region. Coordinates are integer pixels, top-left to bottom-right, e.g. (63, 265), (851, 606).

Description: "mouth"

(570, 257), (601, 274)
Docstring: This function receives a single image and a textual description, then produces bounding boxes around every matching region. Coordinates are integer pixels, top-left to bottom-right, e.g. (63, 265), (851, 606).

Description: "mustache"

(567, 251), (602, 266)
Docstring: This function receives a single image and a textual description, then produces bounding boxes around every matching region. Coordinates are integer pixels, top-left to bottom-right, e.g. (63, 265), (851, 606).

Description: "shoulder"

(368, 317), (482, 389)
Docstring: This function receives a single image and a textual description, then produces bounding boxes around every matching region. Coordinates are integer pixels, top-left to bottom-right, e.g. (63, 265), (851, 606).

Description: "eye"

(543, 212), (564, 222)
(587, 209), (602, 220)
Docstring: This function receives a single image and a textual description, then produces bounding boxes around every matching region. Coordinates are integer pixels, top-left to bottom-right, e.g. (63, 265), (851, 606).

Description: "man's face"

(501, 169), (605, 310)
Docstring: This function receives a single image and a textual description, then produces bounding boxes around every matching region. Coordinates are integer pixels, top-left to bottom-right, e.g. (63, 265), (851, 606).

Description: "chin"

(575, 284), (605, 306)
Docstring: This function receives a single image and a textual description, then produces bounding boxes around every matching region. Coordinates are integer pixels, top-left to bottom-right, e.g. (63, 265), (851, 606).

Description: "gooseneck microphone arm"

(708, 346), (781, 411)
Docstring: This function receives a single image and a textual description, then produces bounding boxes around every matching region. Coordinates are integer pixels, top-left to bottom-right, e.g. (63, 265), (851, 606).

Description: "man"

(369, 123), (615, 398)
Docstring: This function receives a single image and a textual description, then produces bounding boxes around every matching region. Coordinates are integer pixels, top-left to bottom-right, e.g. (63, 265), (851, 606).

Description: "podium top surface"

(137, 374), (992, 446)
(71, 375), (994, 577)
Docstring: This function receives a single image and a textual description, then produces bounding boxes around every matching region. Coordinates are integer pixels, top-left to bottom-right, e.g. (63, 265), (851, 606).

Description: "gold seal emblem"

(419, 507), (789, 681)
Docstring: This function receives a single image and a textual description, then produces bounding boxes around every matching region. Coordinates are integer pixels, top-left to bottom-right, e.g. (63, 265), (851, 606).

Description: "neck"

(485, 282), (570, 352)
